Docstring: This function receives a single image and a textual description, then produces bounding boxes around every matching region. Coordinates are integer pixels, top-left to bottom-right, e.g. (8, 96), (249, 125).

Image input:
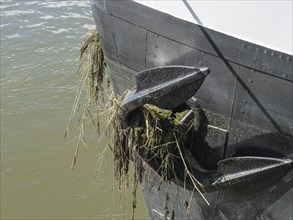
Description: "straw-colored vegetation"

(65, 27), (104, 170)
(67, 27), (207, 219)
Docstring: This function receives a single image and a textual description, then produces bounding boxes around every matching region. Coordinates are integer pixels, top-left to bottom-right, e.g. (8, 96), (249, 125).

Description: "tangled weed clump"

(67, 27), (208, 219)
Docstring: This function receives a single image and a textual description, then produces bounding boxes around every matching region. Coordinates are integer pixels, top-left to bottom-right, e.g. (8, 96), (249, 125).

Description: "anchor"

(117, 65), (292, 191)
(118, 65), (209, 128)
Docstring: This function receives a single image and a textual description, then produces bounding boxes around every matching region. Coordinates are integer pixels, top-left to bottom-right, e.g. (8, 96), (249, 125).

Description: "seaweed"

(68, 27), (208, 219)
(65, 27), (104, 170)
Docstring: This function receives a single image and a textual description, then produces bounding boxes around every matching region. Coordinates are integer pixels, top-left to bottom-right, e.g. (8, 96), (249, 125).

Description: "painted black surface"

(135, 154), (293, 220)
(105, 0), (292, 81)
(90, 0), (293, 219)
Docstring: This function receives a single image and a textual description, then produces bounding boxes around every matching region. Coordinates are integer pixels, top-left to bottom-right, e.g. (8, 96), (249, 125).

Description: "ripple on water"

(27, 22), (48, 28)
(39, 15), (54, 20)
(1, 1), (147, 219)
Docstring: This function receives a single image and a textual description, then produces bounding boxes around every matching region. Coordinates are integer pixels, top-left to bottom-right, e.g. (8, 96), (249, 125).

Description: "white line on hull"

(133, 0), (293, 55)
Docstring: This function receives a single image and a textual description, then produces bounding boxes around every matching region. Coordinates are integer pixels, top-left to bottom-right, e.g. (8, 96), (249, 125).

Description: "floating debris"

(68, 27), (207, 219)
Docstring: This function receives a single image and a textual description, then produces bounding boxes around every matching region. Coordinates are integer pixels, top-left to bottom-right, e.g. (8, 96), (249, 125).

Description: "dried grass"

(65, 27), (104, 170)
(67, 27), (208, 219)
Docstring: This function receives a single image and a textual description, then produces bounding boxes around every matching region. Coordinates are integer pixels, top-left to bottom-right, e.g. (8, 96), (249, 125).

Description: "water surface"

(0, 1), (147, 219)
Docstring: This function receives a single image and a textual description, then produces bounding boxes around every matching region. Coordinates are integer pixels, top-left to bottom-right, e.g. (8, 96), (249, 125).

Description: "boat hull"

(90, 0), (293, 219)
(135, 155), (292, 220)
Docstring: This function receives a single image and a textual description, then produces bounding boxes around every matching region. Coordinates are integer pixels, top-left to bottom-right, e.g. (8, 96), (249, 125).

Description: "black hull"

(135, 155), (292, 220)
(90, 0), (293, 219)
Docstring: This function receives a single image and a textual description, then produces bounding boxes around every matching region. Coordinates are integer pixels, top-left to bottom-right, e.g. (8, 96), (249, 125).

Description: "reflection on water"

(0, 1), (147, 219)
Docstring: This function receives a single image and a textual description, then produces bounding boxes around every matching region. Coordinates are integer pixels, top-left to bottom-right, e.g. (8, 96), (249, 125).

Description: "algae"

(70, 27), (209, 219)
(125, 105), (197, 183)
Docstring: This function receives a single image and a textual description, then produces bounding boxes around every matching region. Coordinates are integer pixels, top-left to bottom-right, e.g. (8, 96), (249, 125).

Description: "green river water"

(0, 1), (148, 219)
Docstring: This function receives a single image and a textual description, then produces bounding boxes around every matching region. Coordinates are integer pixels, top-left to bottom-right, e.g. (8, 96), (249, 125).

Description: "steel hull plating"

(90, 0), (293, 219)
